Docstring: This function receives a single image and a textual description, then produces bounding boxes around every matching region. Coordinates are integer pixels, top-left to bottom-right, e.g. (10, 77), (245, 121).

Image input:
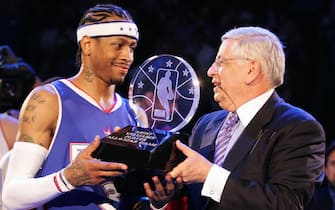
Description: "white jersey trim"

(59, 79), (123, 112)
(46, 83), (62, 157)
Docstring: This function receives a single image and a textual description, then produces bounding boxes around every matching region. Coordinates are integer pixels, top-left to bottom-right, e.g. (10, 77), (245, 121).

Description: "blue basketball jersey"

(35, 79), (138, 209)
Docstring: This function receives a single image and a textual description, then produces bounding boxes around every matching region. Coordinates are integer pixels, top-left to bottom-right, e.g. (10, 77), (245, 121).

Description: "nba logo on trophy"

(152, 69), (178, 122)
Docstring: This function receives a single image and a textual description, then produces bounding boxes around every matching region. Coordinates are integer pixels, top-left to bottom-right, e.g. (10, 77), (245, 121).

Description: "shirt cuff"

(150, 202), (168, 210)
(201, 164), (230, 202)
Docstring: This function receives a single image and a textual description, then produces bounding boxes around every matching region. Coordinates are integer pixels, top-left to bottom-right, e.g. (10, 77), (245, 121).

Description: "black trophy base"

(92, 125), (188, 196)
(92, 125), (188, 171)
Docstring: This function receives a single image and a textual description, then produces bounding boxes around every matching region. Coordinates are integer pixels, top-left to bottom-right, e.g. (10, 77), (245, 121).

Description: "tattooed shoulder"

(22, 92), (47, 125)
(31, 92), (46, 104)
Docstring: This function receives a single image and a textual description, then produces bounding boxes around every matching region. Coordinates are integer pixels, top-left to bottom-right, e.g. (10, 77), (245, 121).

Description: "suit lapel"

(223, 92), (282, 171)
(223, 132), (256, 171)
(201, 115), (226, 147)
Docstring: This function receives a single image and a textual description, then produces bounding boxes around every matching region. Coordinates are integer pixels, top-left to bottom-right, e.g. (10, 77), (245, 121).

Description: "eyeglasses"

(212, 57), (253, 69)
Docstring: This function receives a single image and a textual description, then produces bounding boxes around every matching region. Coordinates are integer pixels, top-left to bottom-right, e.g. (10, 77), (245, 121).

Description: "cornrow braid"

(78, 4), (133, 26)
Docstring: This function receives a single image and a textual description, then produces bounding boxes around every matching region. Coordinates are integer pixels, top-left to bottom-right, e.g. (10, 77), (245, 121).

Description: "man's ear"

(80, 36), (91, 56)
(245, 60), (261, 84)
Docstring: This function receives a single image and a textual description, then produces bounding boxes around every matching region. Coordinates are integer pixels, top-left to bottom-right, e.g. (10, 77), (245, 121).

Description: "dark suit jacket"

(186, 92), (325, 210)
(308, 184), (334, 210)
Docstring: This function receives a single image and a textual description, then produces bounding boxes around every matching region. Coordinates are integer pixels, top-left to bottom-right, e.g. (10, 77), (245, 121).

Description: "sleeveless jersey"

(35, 79), (138, 210)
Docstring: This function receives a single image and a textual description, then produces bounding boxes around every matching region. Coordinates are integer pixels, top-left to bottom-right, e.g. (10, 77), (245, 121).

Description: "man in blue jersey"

(2, 4), (178, 210)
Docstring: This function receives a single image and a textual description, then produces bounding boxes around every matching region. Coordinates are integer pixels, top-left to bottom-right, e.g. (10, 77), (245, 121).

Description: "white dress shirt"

(201, 89), (274, 202)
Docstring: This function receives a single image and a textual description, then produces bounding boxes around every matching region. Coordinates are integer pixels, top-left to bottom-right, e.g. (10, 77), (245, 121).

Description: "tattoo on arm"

(22, 114), (36, 124)
(31, 93), (46, 104)
(69, 161), (91, 186)
(19, 134), (44, 147)
(22, 93), (45, 125)
(19, 92), (48, 147)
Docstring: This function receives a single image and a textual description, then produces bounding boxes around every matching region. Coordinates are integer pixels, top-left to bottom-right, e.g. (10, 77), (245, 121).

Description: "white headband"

(76, 21), (139, 42)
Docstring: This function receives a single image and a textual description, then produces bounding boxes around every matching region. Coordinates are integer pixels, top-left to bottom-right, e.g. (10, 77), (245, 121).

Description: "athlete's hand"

(143, 175), (183, 208)
(64, 135), (128, 186)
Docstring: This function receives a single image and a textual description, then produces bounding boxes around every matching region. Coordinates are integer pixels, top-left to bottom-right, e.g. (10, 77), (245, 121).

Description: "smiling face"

(87, 35), (137, 85)
(79, 15), (138, 86)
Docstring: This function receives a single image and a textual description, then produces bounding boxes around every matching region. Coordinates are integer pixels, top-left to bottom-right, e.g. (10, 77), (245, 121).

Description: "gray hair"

(221, 26), (285, 87)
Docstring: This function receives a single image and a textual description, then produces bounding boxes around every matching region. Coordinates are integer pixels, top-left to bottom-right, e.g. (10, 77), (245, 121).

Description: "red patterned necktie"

(214, 112), (239, 166)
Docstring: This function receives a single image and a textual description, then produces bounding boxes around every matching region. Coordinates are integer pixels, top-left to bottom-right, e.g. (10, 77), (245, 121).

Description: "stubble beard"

(109, 76), (125, 86)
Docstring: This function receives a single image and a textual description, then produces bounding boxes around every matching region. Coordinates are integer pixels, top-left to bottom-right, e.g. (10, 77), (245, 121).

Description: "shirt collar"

(236, 89), (274, 127)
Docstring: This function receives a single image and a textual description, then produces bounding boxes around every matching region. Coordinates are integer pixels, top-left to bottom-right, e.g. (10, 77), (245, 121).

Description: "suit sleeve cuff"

(201, 164), (230, 202)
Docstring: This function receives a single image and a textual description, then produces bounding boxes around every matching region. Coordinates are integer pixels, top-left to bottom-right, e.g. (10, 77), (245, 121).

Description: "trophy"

(92, 54), (200, 196)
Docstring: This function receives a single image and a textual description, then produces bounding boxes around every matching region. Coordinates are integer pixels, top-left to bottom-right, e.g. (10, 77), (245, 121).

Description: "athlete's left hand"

(143, 174), (183, 208)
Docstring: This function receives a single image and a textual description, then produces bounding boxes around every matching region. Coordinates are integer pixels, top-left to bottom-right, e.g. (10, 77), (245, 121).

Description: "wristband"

(53, 174), (63, 193)
(52, 169), (76, 193)
(59, 169), (75, 191)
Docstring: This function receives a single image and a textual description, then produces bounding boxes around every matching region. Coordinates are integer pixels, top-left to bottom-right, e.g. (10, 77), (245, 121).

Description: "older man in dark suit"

(168, 26), (325, 210)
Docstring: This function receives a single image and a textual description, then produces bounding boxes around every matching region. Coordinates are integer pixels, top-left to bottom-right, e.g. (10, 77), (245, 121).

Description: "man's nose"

(120, 46), (134, 63)
(207, 63), (217, 77)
